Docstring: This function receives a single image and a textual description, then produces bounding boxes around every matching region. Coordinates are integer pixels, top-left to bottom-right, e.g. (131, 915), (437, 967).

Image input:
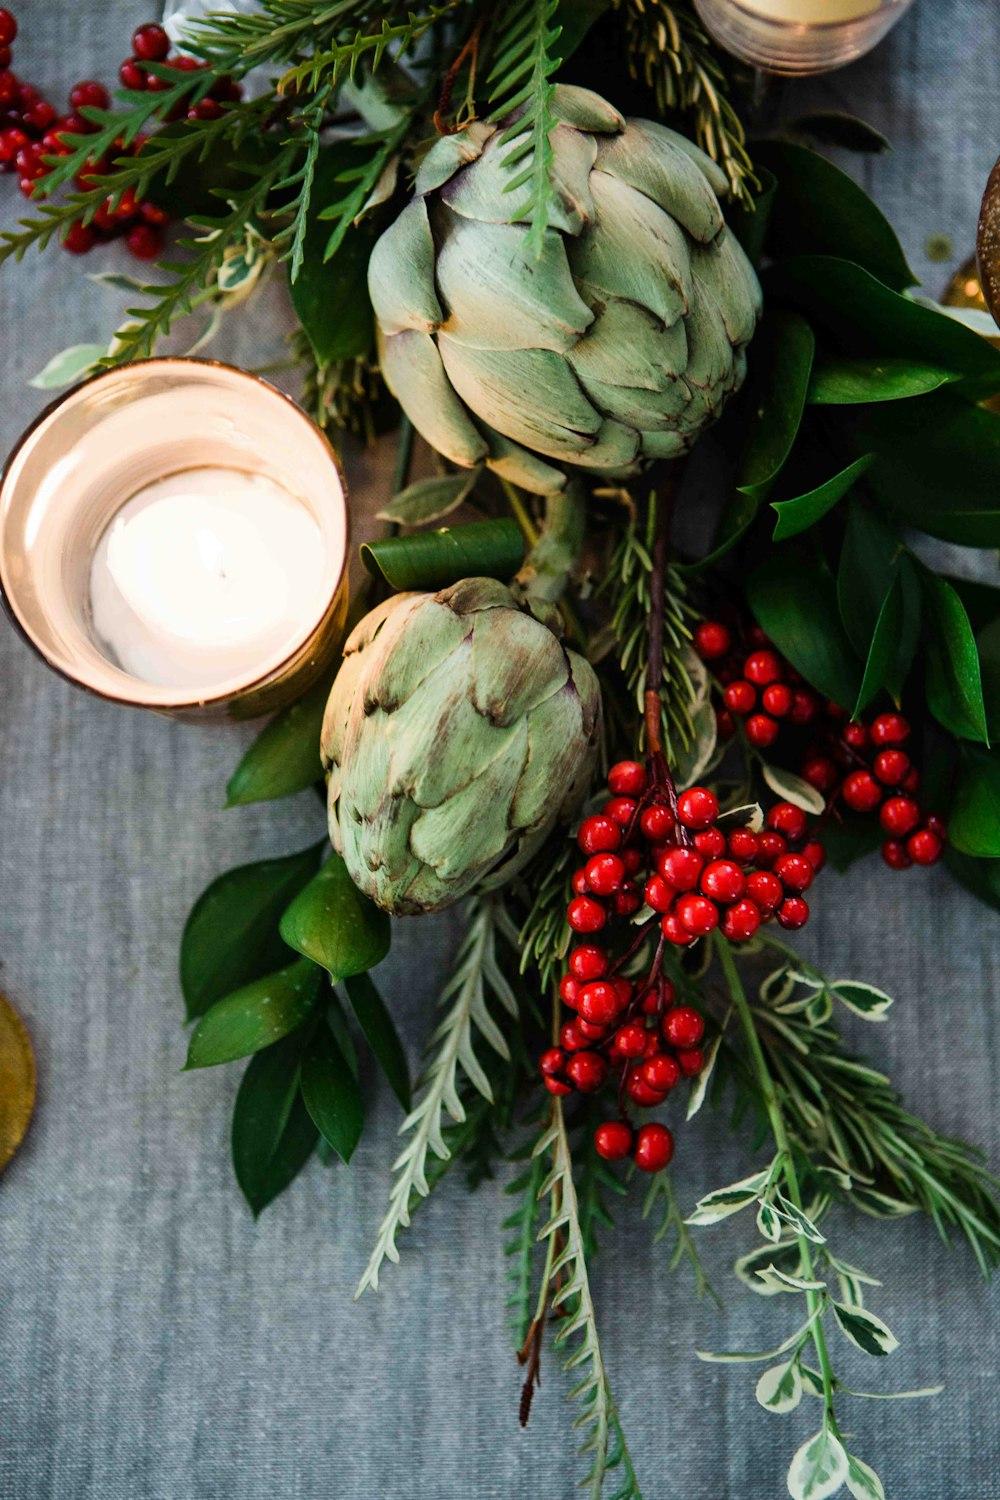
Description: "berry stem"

(644, 473), (690, 842)
(713, 931), (841, 1434)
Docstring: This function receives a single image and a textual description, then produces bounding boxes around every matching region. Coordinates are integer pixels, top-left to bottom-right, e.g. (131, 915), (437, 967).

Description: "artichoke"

(368, 85), (762, 494)
(321, 578), (600, 915)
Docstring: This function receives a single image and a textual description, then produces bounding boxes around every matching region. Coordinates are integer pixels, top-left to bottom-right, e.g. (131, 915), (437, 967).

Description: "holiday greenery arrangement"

(4, 3), (1000, 1496)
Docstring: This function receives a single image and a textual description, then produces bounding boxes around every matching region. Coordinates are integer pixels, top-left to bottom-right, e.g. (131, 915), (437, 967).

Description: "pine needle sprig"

(183, 0), (378, 71)
(317, 114), (415, 263)
(485, 0), (563, 255)
(642, 1170), (719, 1303)
(516, 834), (574, 991)
(356, 894), (519, 1296)
(504, 1146), (547, 1348)
(278, 6), (461, 96)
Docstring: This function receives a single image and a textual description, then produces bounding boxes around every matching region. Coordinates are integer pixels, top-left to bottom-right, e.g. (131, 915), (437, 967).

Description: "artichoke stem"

(512, 485), (586, 606)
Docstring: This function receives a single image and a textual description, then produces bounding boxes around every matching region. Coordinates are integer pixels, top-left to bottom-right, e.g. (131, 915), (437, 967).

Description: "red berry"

(560, 1022), (588, 1051)
(677, 787), (719, 829)
(676, 893), (719, 937)
(0, 68), (17, 107)
(766, 802), (808, 842)
(677, 1048), (705, 1077)
(22, 98), (55, 132)
(0, 9), (17, 46)
(571, 869), (590, 896)
(188, 97), (223, 121)
(62, 220), (95, 254)
(745, 870), (783, 912)
(626, 1071), (668, 1108)
(569, 945), (608, 982)
(0, 123), (26, 162)
(658, 846), (703, 890)
(594, 1121), (633, 1162)
(881, 839), (912, 870)
(762, 683), (793, 718)
(608, 760), (646, 796)
(640, 804), (675, 842)
(724, 680), (756, 714)
(802, 756), (839, 794)
(119, 58), (147, 90)
(777, 896), (810, 930)
(622, 847), (643, 876)
(871, 712), (910, 747)
(614, 883), (642, 917)
(728, 828), (760, 863)
(568, 896), (606, 934)
(746, 714), (779, 748)
(566, 1051), (607, 1093)
(722, 898), (761, 942)
(926, 813), (947, 839)
(693, 826), (726, 859)
(802, 841), (826, 872)
(633, 1122), (674, 1173)
(578, 980), (620, 1026)
(14, 139), (42, 178)
(0, 44), (9, 67)
(756, 831), (787, 867)
(774, 852), (814, 893)
(789, 688), (820, 726)
(544, 1076), (572, 1096)
(902, 767), (921, 796)
(603, 795), (638, 827)
(907, 828), (943, 866)
(138, 199), (169, 226)
(744, 649), (783, 687)
(132, 22), (170, 60)
(69, 80), (109, 112)
(880, 796), (920, 837)
(126, 222), (163, 260)
(642, 1053), (681, 1092)
(578, 814), (621, 855)
(577, 1019), (607, 1041)
(660, 912), (694, 946)
(539, 1048), (565, 1078)
(693, 620), (731, 660)
(612, 977), (633, 1008)
(585, 853), (625, 896)
(614, 1023), (648, 1059)
(663, 1006), (704, 1049)
(643, 874), (674, 913)
(842, 721), (869, 752)
(716, 708), (736, 739)
(701, 859), (745, 903)
(842, 769), (883, 813)
(559, 974), (580, 1007)
(873, 749), (910, 786)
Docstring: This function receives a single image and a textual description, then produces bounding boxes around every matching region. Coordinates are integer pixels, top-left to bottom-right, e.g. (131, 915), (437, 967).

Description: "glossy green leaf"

(821, 819), (885, 872)
(180, 843), (325, 1019)
(747, 550), (860, 710)
(808, 357), (958, 404)
(226, 675), (334, 806)
(853, 572), (905, 715)
(923, 573), (989, 743)
(832, 1302), (898, 1356)
(737, 311), (815, 503)
(755, 140), (914, 291)
(289, 143), (378, 359)
(231, 1028), (318, 1217)
(361, 517), (525, 590)
(976, 618), (1000, 738)
(186, 958), (323, 1069)
(300, 1018), (365, 1163)
(280, 852), (391, 980)
(771, 454), (874, 540)
(344, 971), (411, 1109)
(948, 747), (1000, 856)
(944, 845), (1000, 913)
(377, 469), (482, 526)
(730, 166), (778, 269)
(836, 505), (918, 708)
(789, 112), (891, 155)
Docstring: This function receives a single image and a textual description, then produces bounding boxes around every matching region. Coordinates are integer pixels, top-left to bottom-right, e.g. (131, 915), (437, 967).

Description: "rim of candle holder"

(0, 356), (351, 715)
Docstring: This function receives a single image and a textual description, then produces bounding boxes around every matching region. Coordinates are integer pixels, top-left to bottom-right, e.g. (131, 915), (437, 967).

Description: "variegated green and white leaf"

(28, 342), (105, 390)
(735, 1239), (802, 1297)
(761, 762), (827, 815)
(774, 1193), (827, 1244)
(800, 1364), (826, 1398)
(756, 1264), (827, 1294)
(757, 1198), (783, 1244)
(756, 1359), (803, 1414)
(686, 1166), (773, 1224)
(829, 981), (894, 1021)
(849, 1186), (918, 1219)
(844, 1453), (885, 1500)
(697, 1312), (819, 1364)
(787, 1427), (849, 1500)
(686, 1032), (722, 1120)
(832, 1302), (898, 1357)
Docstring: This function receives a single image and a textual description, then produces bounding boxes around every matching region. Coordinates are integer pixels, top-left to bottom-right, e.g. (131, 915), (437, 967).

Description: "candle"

(692, 0), (916, 73)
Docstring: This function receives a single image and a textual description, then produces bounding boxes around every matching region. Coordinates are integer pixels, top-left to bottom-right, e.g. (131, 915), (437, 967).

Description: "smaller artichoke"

(322, 578), (600, 915)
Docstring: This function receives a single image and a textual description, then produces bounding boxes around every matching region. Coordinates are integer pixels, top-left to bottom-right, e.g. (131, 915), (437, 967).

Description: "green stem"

(500, 477), (540, 548)
(714, 931), (841, 1433)
(391, 415), (415, 498)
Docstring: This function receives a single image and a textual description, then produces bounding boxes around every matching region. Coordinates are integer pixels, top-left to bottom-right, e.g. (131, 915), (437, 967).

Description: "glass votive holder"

(692, 0), (917, 74)
(0, 358), (349, 721)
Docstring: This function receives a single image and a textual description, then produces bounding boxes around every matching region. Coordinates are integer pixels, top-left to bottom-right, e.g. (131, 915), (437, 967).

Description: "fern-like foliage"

(535, 1104), (643, 1500)
(485, 0), (563, 255)
(184, 0), (377, 71)
(278, 6), (459, 95)
(356, 895), (519, 1296)
(516, 834), (573, 992)
(641, 1170), (719, 1303)
(504, 1145), (546, 1348)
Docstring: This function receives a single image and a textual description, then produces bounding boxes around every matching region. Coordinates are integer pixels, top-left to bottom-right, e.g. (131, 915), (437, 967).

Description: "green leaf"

(829, 981), (894, 1021)
(737, 311), (815, 504)
(808, 356), (958, 404)
(344, 971), (411, 1109)
(686, 1167), (772, 1224)
(771, 454), (874, 541)
(553, 0), (609, 58)
(789, 112), (891, 155)
(976, 618), (1000, 738)
(853, 572), (906, 716)
(756, 1198), (783, 1243)
(820, 818), (884, 872)
(755, 1359), (803, 1413)
(845, 1454), (885, 1500)
(787, 1427), (849, 1500)
(289, 142), (378, 362)
(377, 469), (482, 527)
(755, 139), (915, 291)
(748, 550), (860, 709)
(300, 1017), (365, 1163)
(835, 505), (919, 707)
(180, 844), (325, 1020)
(923, 573), (989, 743)
(361, 517), (525, 590)
(280, 852), (391, 980)
(760, 764), (825, 816)
(226, 675), (334, 806)
(28, 342), (105, 390)
(187, 958), (322, 1069)
(231, 1029), (318, 1217)
(948, 746), (1000, 857)
(832, 1302), (899, 1356)
(944, 844), (1000, 913)
(773, 1193), (826, 1243)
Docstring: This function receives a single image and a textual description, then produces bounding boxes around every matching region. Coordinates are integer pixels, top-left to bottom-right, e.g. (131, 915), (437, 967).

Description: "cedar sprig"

(277, 5), (461, 96)
(484, 0), (563, 255)
(504, 1146), (547, 1348)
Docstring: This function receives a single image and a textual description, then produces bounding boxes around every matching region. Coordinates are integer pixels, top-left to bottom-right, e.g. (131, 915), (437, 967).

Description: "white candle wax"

(89, 467), (328, 690)
(736, 0), (880, 19)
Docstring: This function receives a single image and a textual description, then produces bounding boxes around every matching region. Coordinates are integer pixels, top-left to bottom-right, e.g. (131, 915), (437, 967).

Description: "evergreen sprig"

(485, 0), (563, 254)
(278, 6), (459, 95)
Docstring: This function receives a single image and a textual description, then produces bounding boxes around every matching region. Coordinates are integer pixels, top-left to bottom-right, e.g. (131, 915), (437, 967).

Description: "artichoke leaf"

(339, 703), (393, 821)
(378, 328), (488, 468)
(597, 122), (724, 244)
(361, 595), (468, 713)
(440, 577), (516, 614)
(640, 428), (689, 458)
(470, 607), (570, 723)
(568, 296), (688, 391)
(566, 418), (640, 470)
(434, 211), (592, 353)
(548, 84), (625, 135)
(444, 123), (597, 236)
(682, 276), (733, 392)
(571, 171), (693, 326)
(573, 365), (692, 428)
(438, 336), (604, 458)
(515, 683), (594, 825)
(366, 198), (442, 335)
(410, 719), (529, 877)
(694, 232), (762, 346)
(641, 119), (730, 197)
(413, 119), (495, 195)
(478, 424), (567, 494)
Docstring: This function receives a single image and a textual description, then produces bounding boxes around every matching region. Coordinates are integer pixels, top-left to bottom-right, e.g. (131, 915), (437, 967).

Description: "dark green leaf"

(976, 618), (1000, 738)
(377, 469), (482, 527)
(923, 573), (989, 743)
(754, 140), (914, 291)
(853, 572), (905, 715)
(787, 112), (891, 155)
(835, 504), (918, 702)
(187, 958), (322, 1068)
(808, 357), (958, 404)
(361, 517), (525, 590)
(554, 0), (610, 58)
(687, 487), (760, 575)
(231, 1029), (318, 1217)
(771, 454), (874, 540)
(821, 818), (885, 872)
(226, 675), (334, 807)
(944, 845), (1000, 914)
(747, 549), (860, 709)
(948, 746), (1000, 856)
(180, 844), (325, 1020)
(730, 166), (778, 269)
(289, 143), (378, 362)
(280, 852), (391, 980)
(300, 1018), (365, 1163)
(737, 311), (815, 503)
(344, 971), (411, 1109)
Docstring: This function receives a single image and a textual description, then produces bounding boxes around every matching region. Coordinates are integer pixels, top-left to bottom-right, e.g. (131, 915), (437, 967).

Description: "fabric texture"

(1, 3), (999, 1495)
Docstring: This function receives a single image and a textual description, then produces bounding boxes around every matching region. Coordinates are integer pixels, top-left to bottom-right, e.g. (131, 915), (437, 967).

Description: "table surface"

(1, 4), (999, 1497)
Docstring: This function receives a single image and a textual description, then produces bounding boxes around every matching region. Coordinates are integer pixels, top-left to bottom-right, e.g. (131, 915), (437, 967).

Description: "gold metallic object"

(941, 253), (1000, 330)
(976, 155), (1000, 329)
(0, 993), (36, 1173)
(0, 359), (350, 721)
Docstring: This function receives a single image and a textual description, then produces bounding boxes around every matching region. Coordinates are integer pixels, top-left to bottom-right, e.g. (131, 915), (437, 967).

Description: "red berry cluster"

(693, 620), (946, 870)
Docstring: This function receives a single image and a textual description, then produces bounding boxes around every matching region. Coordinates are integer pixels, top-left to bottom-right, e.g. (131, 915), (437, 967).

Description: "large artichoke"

(368, 85), (762, 494)
(321, 578), (600, 915)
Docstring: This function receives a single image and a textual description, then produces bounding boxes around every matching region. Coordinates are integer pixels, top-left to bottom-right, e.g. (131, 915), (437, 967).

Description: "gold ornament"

(0, 992), (35, 1173)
